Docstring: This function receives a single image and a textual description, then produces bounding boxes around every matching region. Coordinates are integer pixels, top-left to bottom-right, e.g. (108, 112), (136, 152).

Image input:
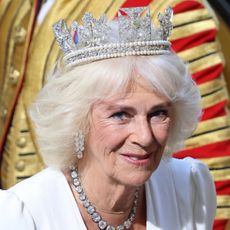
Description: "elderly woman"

(0, 6), (215, 230)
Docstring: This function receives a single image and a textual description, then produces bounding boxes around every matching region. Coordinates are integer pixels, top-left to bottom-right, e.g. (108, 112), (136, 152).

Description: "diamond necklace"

(70, 167), (140, 230)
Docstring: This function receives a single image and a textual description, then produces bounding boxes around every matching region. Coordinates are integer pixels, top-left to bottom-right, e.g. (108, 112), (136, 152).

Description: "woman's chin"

(117, 170), (154, 187)
(115, 156), (161, 187)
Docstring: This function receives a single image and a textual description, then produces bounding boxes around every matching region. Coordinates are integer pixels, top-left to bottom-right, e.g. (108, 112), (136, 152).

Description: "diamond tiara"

(53, 6), (173, 68)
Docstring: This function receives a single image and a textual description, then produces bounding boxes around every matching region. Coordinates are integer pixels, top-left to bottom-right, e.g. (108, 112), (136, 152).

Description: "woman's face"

(83, 77), (172, 187)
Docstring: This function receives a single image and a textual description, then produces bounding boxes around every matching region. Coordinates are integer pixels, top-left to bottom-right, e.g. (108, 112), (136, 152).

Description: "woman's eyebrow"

(105, 104), (136, 112)
(104, 101), (172, 112)
(149, 102), (172, 110)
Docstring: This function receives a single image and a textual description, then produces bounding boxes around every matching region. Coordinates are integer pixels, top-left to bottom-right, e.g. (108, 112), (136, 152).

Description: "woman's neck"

(77, 166), (139, 213)
(64, 166), (146, 229)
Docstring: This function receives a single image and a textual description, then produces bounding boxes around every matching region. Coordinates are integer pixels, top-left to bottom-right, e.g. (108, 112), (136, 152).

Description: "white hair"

(29, 54), (201, 169)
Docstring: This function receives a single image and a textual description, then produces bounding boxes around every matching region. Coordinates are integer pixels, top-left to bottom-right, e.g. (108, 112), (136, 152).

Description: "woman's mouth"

(120, 153), (152, 166)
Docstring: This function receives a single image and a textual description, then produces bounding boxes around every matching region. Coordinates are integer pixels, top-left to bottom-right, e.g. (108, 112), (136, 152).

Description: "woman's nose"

(131, 118), (155, 148)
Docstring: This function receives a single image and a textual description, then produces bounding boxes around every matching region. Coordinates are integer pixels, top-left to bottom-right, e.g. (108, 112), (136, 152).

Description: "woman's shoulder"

(7, 167), (68, 210)
(0, 168), (75, 229)
(170, 156), (209, 171)
(0, 168), (85, 229)
(9, 167), (64, 196)
(167, 157), (215, 194)
(0, 189), (35, 229)
(164, 156), (209, 172)
(148, 157), (216, 229)
(153, 156), (212, 182)
(153, 156), (216, 202)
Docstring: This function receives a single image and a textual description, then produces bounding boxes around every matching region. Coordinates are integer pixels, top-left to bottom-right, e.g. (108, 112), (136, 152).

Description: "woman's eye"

(110, 111), (129, 121)
(149, 109), (169, 123)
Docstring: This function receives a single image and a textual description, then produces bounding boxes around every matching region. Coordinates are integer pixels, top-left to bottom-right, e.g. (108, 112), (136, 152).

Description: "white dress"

(0, 157), (216, 230)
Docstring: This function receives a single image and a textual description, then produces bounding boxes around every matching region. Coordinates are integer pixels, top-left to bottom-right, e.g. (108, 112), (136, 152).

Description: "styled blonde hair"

(29, 54), (201, 169)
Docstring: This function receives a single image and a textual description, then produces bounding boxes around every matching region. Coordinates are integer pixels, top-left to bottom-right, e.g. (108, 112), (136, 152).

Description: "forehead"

(116, 75), (167, 100)
(94, 76), (170, 109)
(125, 74), (154, 93)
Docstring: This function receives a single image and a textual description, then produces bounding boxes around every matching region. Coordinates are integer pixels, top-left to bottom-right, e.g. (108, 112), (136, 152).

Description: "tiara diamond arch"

(52, 6), (173, 68)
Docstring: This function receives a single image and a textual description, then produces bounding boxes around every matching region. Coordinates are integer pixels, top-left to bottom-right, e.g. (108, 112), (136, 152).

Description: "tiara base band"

(65, 41), (171, 67)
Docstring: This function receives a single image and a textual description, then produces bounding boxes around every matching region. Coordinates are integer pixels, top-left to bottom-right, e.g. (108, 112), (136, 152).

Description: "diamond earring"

(74, 130), (84, 159)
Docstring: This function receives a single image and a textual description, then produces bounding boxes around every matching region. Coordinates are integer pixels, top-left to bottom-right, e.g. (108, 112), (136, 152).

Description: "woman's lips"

(120, 153), (152, 166)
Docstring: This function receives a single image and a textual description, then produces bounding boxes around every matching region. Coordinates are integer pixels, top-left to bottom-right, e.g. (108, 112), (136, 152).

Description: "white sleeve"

(190, 159), (216, 230)
(0, 190), (35, 230)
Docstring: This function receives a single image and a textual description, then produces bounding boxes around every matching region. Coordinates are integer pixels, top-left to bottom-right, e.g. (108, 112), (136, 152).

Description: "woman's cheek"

(152, 121), (171, 144)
